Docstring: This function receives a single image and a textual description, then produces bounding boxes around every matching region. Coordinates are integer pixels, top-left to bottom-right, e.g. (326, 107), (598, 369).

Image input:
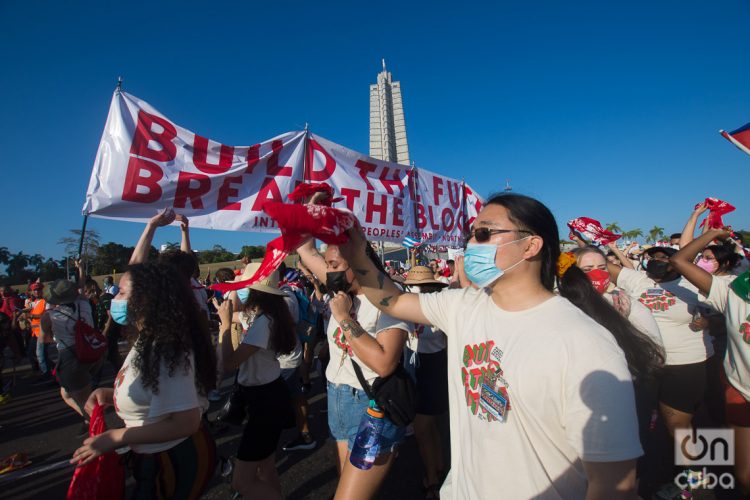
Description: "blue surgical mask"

(464, 237), (529, 288)
(236, 288), (250, 304)
(110, 299), (128, 325)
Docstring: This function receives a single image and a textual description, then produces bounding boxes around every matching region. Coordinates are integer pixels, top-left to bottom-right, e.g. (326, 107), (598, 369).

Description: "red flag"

(567, 217), (622, 246)
(210, 202), (355, 293)
(697, 197), (735, 229)
(287, 182), (343, 205)
(720, 123), (750, 157)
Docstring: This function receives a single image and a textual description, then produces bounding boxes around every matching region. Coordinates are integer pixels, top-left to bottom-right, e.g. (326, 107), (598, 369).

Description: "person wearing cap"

(24, 282), (51, 380)
(41, 279), (102, 430)
(217, 267), (297, 500)
(403, 266), (449, 499)
(608, 244), (715, 484)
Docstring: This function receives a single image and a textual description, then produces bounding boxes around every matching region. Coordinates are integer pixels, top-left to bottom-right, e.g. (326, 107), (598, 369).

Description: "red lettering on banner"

(447, 181), (461, 208)
(340, 188), (361, 211)
(122, 157), (164, 203)
(355, 160), (377, 191)
(306, 139), (336, 181)
(246, 144), (260, 174)
(266, 140), (292, 177)
(416, 204), (427, 229)
(432, 177), (444, 205)
(218, 176), (243, 211)
(251, 177), (284, 211)
(174, 172), (211, 209)
(193, 135), (234, 175)
(379, 167), (404, 195)
(130, 111), (177, 162)
(441, 207), (455, 231)
(427, 206), (440, 231)
(393, 198), (404, 226)
(365, 192), (388, 224)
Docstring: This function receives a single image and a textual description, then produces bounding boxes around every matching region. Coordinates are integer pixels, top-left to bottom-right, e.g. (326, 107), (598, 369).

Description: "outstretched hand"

(175, 213), (189, 231)
(149, 208), (176, 228)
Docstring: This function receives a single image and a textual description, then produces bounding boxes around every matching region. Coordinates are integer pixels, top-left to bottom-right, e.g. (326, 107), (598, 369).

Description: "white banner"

(83, 90), (483, 246)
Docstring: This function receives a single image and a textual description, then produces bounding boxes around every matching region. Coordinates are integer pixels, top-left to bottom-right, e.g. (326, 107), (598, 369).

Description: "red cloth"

(67, 404), (124, 500)
(567, 217), (622, 246)
(697, 197), (735, 229)
(287, 182), (343, 205)
(211, 202), (355, 293)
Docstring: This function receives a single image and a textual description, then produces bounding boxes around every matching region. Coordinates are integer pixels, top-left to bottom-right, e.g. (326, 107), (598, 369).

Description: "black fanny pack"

(351, 359), (416, 428)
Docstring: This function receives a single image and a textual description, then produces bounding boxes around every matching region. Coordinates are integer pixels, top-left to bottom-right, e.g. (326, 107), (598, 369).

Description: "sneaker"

(207, 389), (222, 402)
(282, 434), (316, 451)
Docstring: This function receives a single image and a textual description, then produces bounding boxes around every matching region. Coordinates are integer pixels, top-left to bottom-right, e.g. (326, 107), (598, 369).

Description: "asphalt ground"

(0, 346), (443, 500)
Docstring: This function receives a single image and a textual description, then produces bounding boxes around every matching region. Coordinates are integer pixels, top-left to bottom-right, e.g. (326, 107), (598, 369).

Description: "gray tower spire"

(369, 62), (410, 164)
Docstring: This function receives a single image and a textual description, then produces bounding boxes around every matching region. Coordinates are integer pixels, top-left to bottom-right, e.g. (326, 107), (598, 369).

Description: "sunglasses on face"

(464, 227), (533, 244)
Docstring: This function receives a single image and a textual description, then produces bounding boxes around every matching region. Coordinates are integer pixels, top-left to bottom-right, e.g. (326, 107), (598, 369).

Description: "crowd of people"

(1, 193), (748, 500)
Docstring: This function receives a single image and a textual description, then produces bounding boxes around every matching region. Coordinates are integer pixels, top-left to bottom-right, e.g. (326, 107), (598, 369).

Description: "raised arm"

(671, 228), (731, 296)
(176, 214), (191, 253)
(336, 222), (430, 326)
(129, 208), (176, 265)
(607, 242), (634, 270)
(570, 230), (588, 249)
(678, 202), (708, 249)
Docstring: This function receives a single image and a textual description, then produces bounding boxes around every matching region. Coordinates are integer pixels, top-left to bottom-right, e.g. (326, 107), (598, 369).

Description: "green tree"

(58, 229), (101, 260)
(605, 222), (622, 233)
(5, 252), (33, 284)
(647, 226), (665, 243)
(0, 247), (9, 265)
(197, 245), (238, 264)
(624, 228), (643, 241)
(735, 230), (750, 248)
(91, 242), (136, 275)
(38, 258), (66, 282)
(239, 245), (265, 260)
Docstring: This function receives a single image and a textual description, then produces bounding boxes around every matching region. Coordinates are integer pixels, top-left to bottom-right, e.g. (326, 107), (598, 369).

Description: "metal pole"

(77, 214), (89, 259)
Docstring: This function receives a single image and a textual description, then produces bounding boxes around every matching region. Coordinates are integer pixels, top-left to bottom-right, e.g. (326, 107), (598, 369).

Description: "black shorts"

(56, 348), (103, 393)
(415, 349), (449, 416)
(236, 377), (294, 462)
(657, 360), (708, 414)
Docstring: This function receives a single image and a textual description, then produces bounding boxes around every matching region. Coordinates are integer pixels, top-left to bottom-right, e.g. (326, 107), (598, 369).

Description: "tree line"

(0, 229), (266, 286)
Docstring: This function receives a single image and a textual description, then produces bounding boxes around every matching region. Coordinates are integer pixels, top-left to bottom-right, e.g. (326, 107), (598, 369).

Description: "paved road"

(0, 349), (438, 500)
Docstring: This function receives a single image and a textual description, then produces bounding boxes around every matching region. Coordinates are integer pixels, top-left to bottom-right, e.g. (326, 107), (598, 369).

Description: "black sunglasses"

(464, 227), (533, 244)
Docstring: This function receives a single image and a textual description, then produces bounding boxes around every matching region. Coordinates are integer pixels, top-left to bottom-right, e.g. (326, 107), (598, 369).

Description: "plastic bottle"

(349, 402), (385, 470)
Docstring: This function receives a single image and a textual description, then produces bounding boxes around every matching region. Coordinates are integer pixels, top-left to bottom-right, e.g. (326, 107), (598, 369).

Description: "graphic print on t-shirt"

(462, 340), (511, 422)
(741, 314), (750, 344)
(113, 362), (128, 412)
(638, 288), (677, 313)
(332, 309), (358, 358)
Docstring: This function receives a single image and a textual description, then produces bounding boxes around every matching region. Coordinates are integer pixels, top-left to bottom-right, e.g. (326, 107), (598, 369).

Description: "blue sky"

(2, 0), (749, 259)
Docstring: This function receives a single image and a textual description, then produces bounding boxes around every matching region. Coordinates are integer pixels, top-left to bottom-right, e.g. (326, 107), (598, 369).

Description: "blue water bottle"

(349, 401), (385, 470)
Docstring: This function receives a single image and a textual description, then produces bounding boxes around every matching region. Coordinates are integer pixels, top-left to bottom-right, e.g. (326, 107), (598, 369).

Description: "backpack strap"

(350, 358), (375, 401)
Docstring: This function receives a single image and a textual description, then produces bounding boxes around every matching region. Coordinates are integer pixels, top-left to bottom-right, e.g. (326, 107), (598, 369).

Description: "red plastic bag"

(67, 404), (125, 500)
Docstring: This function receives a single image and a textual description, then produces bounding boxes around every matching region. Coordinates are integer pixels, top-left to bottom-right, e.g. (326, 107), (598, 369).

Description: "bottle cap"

(366, 406), (384, 418)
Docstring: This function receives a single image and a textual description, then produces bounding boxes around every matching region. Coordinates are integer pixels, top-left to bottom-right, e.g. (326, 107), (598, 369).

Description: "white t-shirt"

(701, 277), (750, 401)
(419, 288), (642, 500)
(616, 268), (713, 365)
(277, 291), (303, 370)
(238, 314), (281, 386)
(326, 294), (409, 388)
(602, 290), (663, 348)
(48, 298), (94, 351)
(114, 348), (207, 454)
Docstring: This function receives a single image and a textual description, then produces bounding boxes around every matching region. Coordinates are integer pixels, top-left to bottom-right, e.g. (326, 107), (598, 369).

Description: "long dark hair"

(559, 263), (665, 381)
(126, 262), (217, 395)
(705, 242), (742, 274)
(486, 193), (560, 291)
(245, 289), (297, 355)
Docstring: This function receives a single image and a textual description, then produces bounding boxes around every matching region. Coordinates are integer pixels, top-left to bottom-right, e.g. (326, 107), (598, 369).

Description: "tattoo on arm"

(377, 273), (385, 290)
(341, 318), (367, 338)
(380, 296), (393, 307)
(355, 269), (369, 276)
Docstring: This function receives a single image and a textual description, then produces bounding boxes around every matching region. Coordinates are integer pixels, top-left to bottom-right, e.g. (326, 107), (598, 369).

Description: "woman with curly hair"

(71, 262), (217, 499)
(218, 266), (297, 500)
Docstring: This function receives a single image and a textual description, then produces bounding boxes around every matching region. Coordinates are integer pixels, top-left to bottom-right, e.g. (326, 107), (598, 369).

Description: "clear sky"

(2, 0), (749, 259)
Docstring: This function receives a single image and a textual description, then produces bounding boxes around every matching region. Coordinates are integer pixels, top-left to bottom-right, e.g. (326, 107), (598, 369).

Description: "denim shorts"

(327, 381), (405, 454)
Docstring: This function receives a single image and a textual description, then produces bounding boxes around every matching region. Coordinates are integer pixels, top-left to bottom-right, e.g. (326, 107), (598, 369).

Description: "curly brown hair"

(244, 289), (297, 355)
(125, 262), (217, 395)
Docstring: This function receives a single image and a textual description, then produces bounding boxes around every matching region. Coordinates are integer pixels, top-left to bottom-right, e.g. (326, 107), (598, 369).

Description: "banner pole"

(410, 163), (421, 263)
(302, 123), (310, 183)
(77, 214), (89, 259)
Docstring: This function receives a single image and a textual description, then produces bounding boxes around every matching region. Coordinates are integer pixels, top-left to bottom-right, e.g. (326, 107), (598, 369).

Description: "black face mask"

(645, 260), (672, 280)
(326, 271), (352, 294)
